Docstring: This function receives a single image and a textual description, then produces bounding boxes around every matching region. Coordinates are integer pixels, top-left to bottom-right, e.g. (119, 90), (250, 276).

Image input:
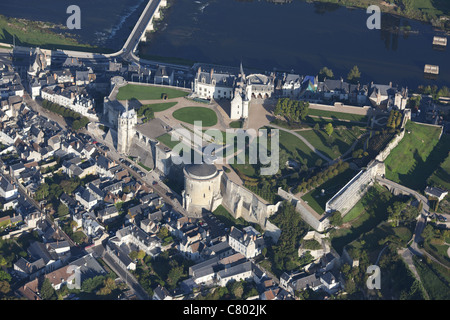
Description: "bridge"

(11, 0), (191, 72)
(110, 0), (168, 60)
(376, 177), (429, 213)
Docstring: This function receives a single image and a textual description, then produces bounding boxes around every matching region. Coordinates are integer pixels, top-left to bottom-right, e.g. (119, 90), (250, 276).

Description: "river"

(139, 0), (450, 88)
(0, 0), (147, 50)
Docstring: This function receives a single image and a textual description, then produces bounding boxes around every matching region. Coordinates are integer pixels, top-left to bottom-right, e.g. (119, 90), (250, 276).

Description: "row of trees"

(295, 160), (350, 193)
(416, 85), (450, 101)
(274, 98), (309, 123)
(41, 99), (89, 131)
(386, 110), (403, 129)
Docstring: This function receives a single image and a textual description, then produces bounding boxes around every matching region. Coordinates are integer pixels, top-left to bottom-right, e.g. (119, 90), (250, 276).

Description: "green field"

(116, 84), (189, 100)
(427, 149), (450, 191)
(385, 121), (445, 191)
(0, 14), (101, 52)
(172, 107), (218, 127)
(278, 130), (321, 167)
(413, 256), (450, 300)
(298, 127), (363, 160)
(308, 108), (368, 122)
(301, 167), (356, 214)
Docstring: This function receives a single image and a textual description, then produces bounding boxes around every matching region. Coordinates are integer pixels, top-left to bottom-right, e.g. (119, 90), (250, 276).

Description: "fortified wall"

(220, 174), (282, 231)
(277, 187), (330, 232)
(325, 160), (385, 215)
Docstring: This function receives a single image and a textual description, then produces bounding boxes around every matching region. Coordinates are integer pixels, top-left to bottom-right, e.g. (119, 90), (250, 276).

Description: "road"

(100, 247), (151, 300)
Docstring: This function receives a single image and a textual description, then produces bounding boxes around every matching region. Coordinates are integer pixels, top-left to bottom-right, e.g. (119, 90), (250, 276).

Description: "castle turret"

(117, 100), (137, 154)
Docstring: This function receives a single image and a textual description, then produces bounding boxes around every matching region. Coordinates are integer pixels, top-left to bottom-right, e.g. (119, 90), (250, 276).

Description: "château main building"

(193, 64), (275, 120)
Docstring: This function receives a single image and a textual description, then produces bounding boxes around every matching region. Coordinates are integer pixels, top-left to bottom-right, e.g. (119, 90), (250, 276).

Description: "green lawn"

(385, 122), (445, 191)
(308, 109), (368, 122)
(301, 167), (356, 214)
(278, 130), (321, 167)
(342, 201), (365, 223)
(116, 84), (189, 100)
(172, 107), (218, 127)
(156, 133), (180, 149)
(140, 102), (177, 113)
(298, 127), (362, 160)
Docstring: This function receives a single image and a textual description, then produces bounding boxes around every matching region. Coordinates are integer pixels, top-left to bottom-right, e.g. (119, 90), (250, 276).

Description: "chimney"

(210, 68), (214, 79)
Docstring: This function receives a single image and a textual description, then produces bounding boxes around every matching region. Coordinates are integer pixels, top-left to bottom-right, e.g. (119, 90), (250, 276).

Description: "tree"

(347, 65), (361, 84)
(136, 250), (146, 263)
(40, 278), (56, 300)
(231, 281), (244, 299)
(324, 123), (334, 136)
(314, 123), (320, 131)
(329, 211), (343, 226)
(319, 67), (334, 81)
(0, 270), (11, 282)
(167, 265), (184, 289)
(0, 281), (10, 295)
(57, 203), (69, 218)
(35, 183), (50, 201)
(315, 159), (323, 167)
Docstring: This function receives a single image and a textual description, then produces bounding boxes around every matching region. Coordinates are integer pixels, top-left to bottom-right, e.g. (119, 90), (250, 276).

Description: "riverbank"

(0, 14), (111, 53)
(303, 0), (450, 32)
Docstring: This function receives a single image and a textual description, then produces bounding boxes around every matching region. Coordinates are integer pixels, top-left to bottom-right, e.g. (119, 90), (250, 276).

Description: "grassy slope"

(385, 121), (444, 191)
(0, 15), (99, 52)
(427, 149), (450, 191)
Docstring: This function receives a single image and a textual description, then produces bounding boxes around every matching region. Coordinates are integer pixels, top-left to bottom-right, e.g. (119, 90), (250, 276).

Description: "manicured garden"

(278, 130), (321, 167)
(298, 126), (363, 160)
(172, 106), (218, 127)
(116, 84), (189, 100)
